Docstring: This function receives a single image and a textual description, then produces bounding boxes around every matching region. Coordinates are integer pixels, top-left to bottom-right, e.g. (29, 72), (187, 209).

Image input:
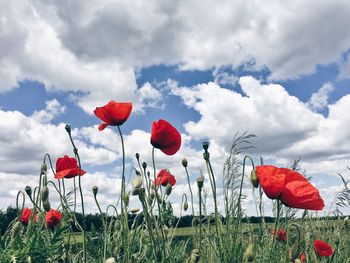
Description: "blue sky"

(1, 0), (350, 215)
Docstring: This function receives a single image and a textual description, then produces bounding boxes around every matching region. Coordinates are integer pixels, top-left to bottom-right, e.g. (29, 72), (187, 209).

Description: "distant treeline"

(1, 206), (348, 235)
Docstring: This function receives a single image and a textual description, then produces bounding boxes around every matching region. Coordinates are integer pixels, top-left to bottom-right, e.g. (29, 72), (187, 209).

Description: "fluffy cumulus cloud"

(1, 0), (350, 109)
(307, 83), (335, 111)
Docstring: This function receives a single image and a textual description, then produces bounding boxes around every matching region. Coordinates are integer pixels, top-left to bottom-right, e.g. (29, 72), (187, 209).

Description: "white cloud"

(307, 83), (335, 111)
(31, 99), (66, 123)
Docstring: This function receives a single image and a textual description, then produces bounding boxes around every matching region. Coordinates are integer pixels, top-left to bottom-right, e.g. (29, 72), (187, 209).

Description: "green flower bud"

(202, 141), (209, 151)
(165, 183), (172, 195)
(65, 124), (71, 134)
(183, 201), (189, 211)
(135, 153), (140, 160)
(182, 158), (188, 168)
(41, 186), (49, 202)
(43, 200), (51, 212)
(92, 186), (98, 196)
(25, 186), (32, 197)
(250, 170), (259, 188)
(142, 162), (147, 170)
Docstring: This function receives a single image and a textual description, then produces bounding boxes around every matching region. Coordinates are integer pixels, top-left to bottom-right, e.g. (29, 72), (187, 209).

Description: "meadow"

(1, 100), (350, 263)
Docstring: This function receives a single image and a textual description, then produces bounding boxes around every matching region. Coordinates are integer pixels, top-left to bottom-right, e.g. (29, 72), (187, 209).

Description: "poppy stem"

(117, 125), (130, 261)
(184, 165), (195, 218)
(16, 191), (25, 213)
(152, 147), (166, 259)
(66, 127), (87, 263)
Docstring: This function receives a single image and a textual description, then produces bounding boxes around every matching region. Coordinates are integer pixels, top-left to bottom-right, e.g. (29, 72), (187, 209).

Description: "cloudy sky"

(1, 0), (350, 216)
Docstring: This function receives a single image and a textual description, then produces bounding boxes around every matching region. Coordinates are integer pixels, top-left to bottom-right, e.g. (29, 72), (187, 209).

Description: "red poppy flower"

(271, 228), (287, 242)
(314, 240), (333, 257)
(46, 209), (62, 229)
(94, 100), (132, 131)
(255, 165), (324, 210)
(155, 169), (176, 187)
(299, 252), (306, 262)
(150, 119), (181, 155)
(55, 155), (86, 179)
(20, 208), (37, 225)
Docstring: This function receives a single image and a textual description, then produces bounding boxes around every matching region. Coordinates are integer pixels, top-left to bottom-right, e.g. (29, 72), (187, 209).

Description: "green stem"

(184, 166), (195, 217)
(152, 147), (166, 259)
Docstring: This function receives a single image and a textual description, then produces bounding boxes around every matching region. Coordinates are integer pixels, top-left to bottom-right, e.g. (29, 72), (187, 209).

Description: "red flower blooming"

(271, 228), (287, 242)
(155, 169), (176, 187)
(46, 209), (62, 229)
(94, 100), (132, 131)
(255, 165), (324, 210)
(314, 240), (333, 257)
(20, 208), (37, 225)
(150, 119), (181, 155)
(55, 155), (86, 179)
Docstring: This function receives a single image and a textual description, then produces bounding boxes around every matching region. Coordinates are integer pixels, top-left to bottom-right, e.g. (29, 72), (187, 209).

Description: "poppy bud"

(41, 163), (47, 173)
(25, 186), (32, 197)
(243, 244), (255, 262)
(250, 170), (259, 188)
(183, 201), (189, 211)
(123, 194), (129, 206)
(92, 186), (98, 196)
(182, 158), (188, 168)
(130, 208), (140, 214)
(202, 141), (209, 152)
(65, 124), (71, 134)
(43, 200), (51, 212)
(132, 176), (143, 189)
(11, 221), (22, 238)
(344, 216), (349, 225)
(142, 162), (147, 170)
(165, 183), (172, 195)
(197, 175), (204, 189)
(135, 153), (140, 160)
(41, 186), (49, 202)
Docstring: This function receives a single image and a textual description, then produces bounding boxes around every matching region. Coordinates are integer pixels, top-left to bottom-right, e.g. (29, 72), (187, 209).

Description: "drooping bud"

(250, 170), (259, 188)
(43, 200), (51, 212)
(182, 158), (188, 168)
(196, 175), (204, 189)
(243, 244), (255, 262)
(65, 124), (71, 134)
(25, 186), (32, 198)
(130, 208), (140, 214)
(132, 176), (143, 189)
(183, 201), (189, 211)
(41, 186), (49, 202)
(165, 183), (172, 195)
(142, 162), (147, 170)
(135, 153), (140, 160)
(92, 186), (98, 196)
